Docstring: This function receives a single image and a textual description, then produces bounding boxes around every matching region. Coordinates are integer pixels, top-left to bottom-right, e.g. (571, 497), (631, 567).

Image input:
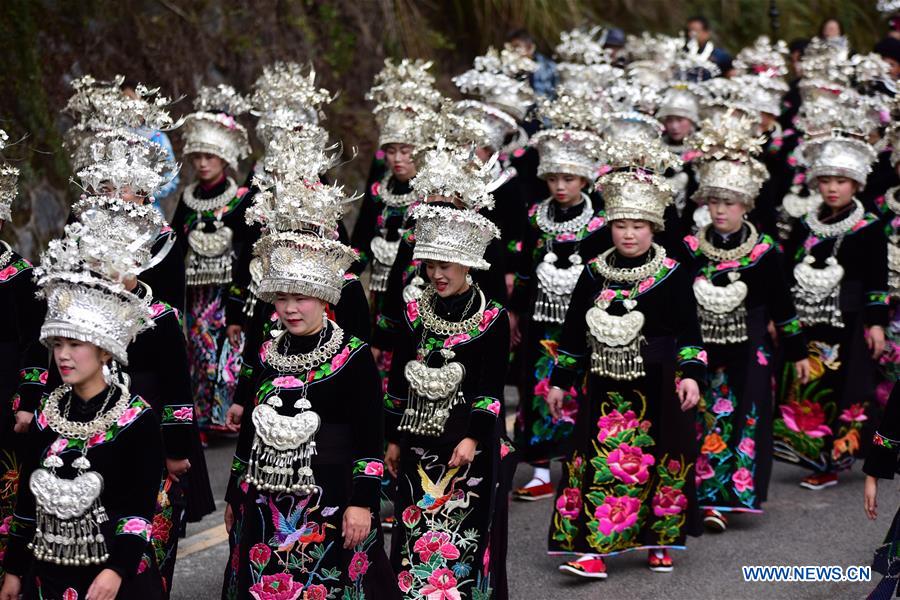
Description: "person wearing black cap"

(876, 36), (900, 80)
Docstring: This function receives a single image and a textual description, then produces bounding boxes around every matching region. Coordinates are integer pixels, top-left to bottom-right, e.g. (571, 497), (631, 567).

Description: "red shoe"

(799, 472), (838, 490)
(199, 431), (208, 448)
(703, 508), (728, 533)
(559, 557), (608, 579)
(513, 480), (554, 502)
(648, 549), (673, 572)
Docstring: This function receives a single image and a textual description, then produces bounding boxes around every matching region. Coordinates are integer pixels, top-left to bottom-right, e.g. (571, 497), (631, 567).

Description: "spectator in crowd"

(508, 28), (558, 99)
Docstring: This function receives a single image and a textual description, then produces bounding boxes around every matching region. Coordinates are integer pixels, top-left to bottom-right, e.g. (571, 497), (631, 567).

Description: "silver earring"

(465, 274), (473, 285)
(102, 363), (112, 385)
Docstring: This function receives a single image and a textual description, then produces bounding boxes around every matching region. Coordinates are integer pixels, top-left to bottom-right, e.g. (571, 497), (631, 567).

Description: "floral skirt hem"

(547, 544), (687, 559)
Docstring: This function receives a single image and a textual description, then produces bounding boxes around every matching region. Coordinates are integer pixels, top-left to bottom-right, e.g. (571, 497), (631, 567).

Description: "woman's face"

(663, 116), (694, 143)
(611, 219), (654, 257)
(545, 173), (588, 206)
(99, 182), (146, 206)
(425, 260), (470, 298)
(821, 19), (842, 39)
(274, 293), (327, 336)
(191, 153), (227, 185)
(384, 143), (416, 181)
(817, 175), (858, 210)
(707, 197), (748, 234)
(53, 338), (110, 388)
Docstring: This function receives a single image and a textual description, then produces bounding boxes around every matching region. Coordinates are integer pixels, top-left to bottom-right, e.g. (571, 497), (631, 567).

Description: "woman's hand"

(508, 311), (522, 349)
(226, 324), (243, 348)
(13, 410), (33, 433)
(448, 437), (478, 468)
(867, 325), (886, 359)
(677, 378), (700, 411)
(342, 506), (372, 549)
(864, 475), (879, 520)
(384, 442), (401, 479)
(224, 503), (235, 533)
(545, 386), (565, 420)
(794, 359), (811, 385)
(225, 403), (244, 431)
(86, 568), (122, 600)
(166, 458), (191, 482)
(0, 573), (21, 600)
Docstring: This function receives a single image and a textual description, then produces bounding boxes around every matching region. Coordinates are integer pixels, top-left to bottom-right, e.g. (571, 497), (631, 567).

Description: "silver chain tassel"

(29, 501), (109, 566)
(792, 284), (844, 329)
(185, 252), (233, 287)
(370, 259), (392, 293)
(245, 437), (317, 496)
(588, 335), (646, 381)
(398, 388), (465, 437)
(533, 288), (571, 324)
(698, 305), (748, 344)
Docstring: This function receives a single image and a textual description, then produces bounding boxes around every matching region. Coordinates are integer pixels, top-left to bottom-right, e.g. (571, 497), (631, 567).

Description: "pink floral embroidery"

(749, 243), (771, 262)
(838, 403), (868, 423)
(36, 411), (48, 429)
(587, 216), (606, 231)
(851, 219), (868, 232)
(88, 431), (106, 447)
(173, 407), (193, 421)
(793, 172), (806, 185)
(637, 276), (656, 294)
(413, 531), (460, 562)
(684, 236), (699, 252)
(421, 568), (462, 600)
(149, 303), (167, 318)
(556, 487), (582, 519)
(556, 232), (577, 242)
(596, 409), (639, 443)
(732, 467), (754, 492)
(348, 551), (370, 581)
(652, 485), (687, 516)
(528, 203), (539, 217)
(122, 518), (152, 539)
(331, 346), (351, 371)
(486, 401), (501, 415)
(711, 398), (734, 415)
(780, 400), (832, 438)
(443, 333), (471, 348)
(803, 236), (817, 251)
(682, 149), (703, 162)
(695, 454), (714, 485)
(478, 307), (499, 331)
(39, 371), (48, 384)
(116, 406), (142, 427)
(371, 181), (381, 198)
(50, 438), (69, 455)
(756, 349), (768, 366)
(364, 461), (384, 476)
(402, 505), (422, 528)
(259, 340), (273, 362)
(606, 444), (655, 485)
(0, 266), (18, 281)
(738, 437), (756, 458)
(406, 301), (419, 323)
(594, 495), (640, 536)
(272, 376), (304, 389)
(716, 260), (741, 271)
(248, 573), (304, 600)
(397, 570), (413, 593)
(697, 350), (708, 364)
(512, 148), (525, 158)
(663, 257), (677, 269)
(599, 289), (617, 302)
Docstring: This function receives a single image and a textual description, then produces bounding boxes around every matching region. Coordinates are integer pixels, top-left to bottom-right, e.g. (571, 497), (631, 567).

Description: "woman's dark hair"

(818, 17), (844, 38)
(506, 28), (534, 44)
(686, 15), (710, 31)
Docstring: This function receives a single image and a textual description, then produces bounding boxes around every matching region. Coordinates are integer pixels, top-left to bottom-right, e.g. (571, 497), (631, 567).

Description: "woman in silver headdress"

(0, 133), (48, 582)
(0, 244), (163, 599)
(221, 229), (396, 600)
(507, 98), (610, 502)
(383, 198), (510, 598)
(776, 131), (888, 490)
(545, 140), (704, 578)
(172, 85), (253, 435)
(681, 116), (809, 533)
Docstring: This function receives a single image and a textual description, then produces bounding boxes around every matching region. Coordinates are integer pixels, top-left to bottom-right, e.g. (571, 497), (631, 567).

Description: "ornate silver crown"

(734, 36), (789, 79)
(251, 63), (335, 146)
(75, 129), (176, 198)
(69, 195), (172, 279)
(411, 137), (500, 211)
(688, 113), (768, 205)
(532, 94), (604, 180)
(555, 27), (614, 65)
(34, 236), (155, 366)
(454, 100), (519, 151)
(366, 58), (442, 109)
(596, 136), (677, 228)
(374, 101), (433, 148)
(799, 38), (854, 95)
(879, 0), (900, 13)
(656, 85), (701, 124)
(453, 46), (537, 122)
(253, 232), (357, 305)
(806, 137), (877, 189)
(411, 204), (500, 270)
(184, 84), (252, 169)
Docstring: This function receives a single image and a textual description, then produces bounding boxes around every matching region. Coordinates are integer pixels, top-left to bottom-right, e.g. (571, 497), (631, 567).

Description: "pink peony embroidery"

(0, 266), (19, 281)
(587, 216), (606, 231)
(716, 260), (742, 271)
(599, 288), (617, 302)
(248, 572), (304, 600)
(695, 454), (714, 483)
(606, 444), (655, 485)
(272, 376), (304, 389)
(402, 505), (422, 528)
(87, 431), (106, 447)
(50, 438), (69, 455)
(596, 409), (639, 443)
(838, 403), (868, 423)
(780, 400), (832, 438)
(443, 333), (471, 348)
(397, 571), (413, 593)
(697, 350), (708, 364)
(304, 585), (327, 600)
(330, 346), (351, 371)
(637, 276), (656, 294)
(479, 307), (499, 332)
(122, 518), (151, 538)
(712, 398), (734, 415)
(364, 461), (384, 476)
(556, 232), (577, 242)
(486, 401), (501, 415)
(406, 301), (420, 323)
(738, 436), (756, 458)
(684, 236), (699, 252)
(371, 181), (381, 197)
(749, 243), (771, 262)
(732, 467), (754, 493)
(173, 407), (193, 421)
(556, 487), (582, 519)
(420, 568), (461, 600)
(259, 340), (273, 362)
(594, 495), (641, 537)
(149, 303), (167, 318)
(413, 531), (460, 562)
(348, 551), (370, 581)
(652, 485), (688, 517)
(117, 406), (142, 427)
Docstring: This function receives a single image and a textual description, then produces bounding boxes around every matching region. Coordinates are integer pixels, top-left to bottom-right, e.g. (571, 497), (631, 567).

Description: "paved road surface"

(172, 399), (895, 599)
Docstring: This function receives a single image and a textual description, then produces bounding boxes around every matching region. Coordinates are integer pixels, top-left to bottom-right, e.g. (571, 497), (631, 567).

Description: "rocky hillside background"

(0, 0), (886, 260)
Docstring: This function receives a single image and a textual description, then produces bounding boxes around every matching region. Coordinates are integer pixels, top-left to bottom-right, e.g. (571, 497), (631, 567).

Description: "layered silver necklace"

(182, 177), (238, 213)
(585, 244), (666, 381)
(29, 383), (130, 566)
(693, 224), (756, 345)
(246, 321), (343, 495)
(379, 173), (417, 208)
(791, 200), (862, 328)
(533, 195), (593, 324)
(400, 284), (483, 437)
